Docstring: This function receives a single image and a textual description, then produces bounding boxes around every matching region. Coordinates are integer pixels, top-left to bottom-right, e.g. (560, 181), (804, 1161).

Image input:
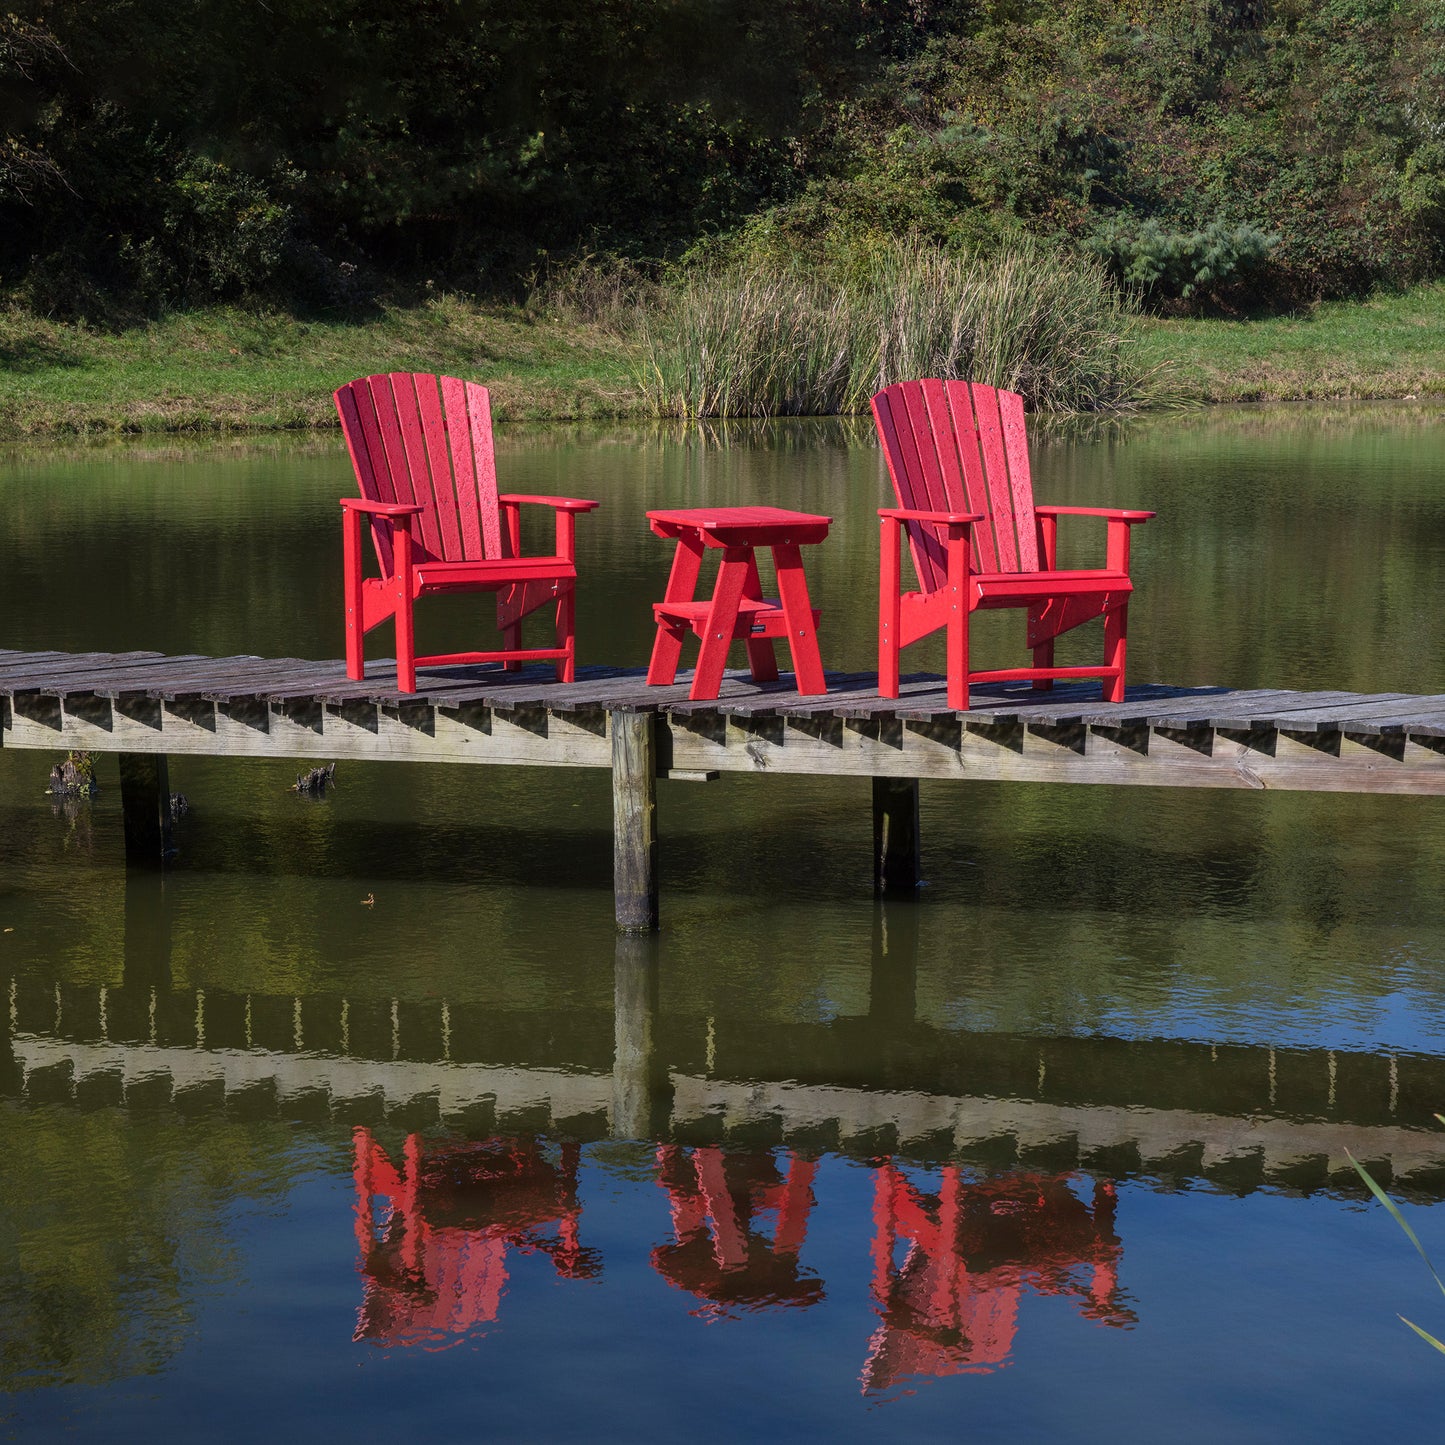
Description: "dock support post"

(611, 709), (658, 932)
(612, 933), (672, 1139)
(872, 777), (921, 894)
(118, 753), (174, 866)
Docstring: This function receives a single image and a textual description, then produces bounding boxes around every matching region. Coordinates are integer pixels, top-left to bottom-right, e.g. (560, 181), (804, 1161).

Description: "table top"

(647, 505), (832, 545)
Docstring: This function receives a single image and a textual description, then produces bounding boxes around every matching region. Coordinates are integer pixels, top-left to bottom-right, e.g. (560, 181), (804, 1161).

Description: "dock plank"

(4, 648), (1445, 783)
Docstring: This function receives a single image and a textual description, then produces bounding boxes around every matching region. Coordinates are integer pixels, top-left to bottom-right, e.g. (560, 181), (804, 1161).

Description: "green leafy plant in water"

(1349, 1124), (1445, 1355)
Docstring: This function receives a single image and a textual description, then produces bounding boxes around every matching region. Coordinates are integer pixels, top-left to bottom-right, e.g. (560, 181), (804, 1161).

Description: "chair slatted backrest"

(872, 379), (1038, 589)
(334, 372), (503, 573)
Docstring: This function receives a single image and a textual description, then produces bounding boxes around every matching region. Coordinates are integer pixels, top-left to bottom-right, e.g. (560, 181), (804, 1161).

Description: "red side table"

(645, 506), (832, 701)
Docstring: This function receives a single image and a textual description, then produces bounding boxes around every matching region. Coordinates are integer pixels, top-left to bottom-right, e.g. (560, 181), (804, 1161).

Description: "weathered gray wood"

(117, 752), (174, 866)
(873, 776), (922, 893)
(1271, 695), (1445, 731)
(0, 652), (171, 693)
(6, 650), (1445, 799)
(35, 656), (216, 698)
(611, 709), (659, 932)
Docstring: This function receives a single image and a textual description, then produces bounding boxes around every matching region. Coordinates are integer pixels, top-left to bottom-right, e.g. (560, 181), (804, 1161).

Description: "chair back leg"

(1032, 637), (1055, 691)
(502, 616), (523, 672)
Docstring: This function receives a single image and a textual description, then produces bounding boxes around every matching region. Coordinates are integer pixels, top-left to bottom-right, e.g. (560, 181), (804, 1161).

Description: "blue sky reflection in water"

(4, 405), (1445, 1439)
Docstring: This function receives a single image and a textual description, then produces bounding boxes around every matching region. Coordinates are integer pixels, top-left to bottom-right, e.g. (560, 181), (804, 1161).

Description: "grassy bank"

(2, 282), (1443, 439)
(1137, 283), (1445, 404)
(0, 297), (640, 437)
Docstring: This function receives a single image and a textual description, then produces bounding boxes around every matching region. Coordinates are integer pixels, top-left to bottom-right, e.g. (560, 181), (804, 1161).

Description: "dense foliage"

(2, 1), (1442, 316)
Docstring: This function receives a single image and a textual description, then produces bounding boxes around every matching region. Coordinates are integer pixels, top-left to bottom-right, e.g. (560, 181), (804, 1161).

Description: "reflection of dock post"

(119, 753), (175, 866)
(123, 872), (175, 991)
(612, 709), (659, 932)
(613, 933), (672, 1139)
(872, 778), (921, 894)
(869, 903), (919, 1030)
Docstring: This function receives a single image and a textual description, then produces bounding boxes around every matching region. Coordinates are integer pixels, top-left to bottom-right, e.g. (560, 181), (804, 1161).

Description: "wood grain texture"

(611, 709), (658, 932)
(5, 650), (1445, 795)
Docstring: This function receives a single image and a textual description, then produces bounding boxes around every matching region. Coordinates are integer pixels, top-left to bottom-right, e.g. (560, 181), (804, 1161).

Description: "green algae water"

(3, 404), (1445, 1441)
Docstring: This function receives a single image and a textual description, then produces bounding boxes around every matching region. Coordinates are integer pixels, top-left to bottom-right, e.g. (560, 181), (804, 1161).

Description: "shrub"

(1086, 216), (1279, 303)
(637, 239), (1161, 418)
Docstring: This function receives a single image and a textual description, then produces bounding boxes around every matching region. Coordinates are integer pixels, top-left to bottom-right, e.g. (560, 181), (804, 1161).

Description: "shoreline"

(3, 286), (1442, 439)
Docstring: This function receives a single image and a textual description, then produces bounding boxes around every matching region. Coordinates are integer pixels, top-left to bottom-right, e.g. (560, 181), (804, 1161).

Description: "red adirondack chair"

(871, 379), (1154, 710)
(334, 372), (599, 693)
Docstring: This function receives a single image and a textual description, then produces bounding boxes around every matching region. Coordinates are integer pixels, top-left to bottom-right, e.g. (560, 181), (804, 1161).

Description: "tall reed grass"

(637, 240), (1166, 417)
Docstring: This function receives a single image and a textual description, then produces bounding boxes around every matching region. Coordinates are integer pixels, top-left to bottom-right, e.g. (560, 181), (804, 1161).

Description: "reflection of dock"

(9, 649), (1445, 924)
(10, 972), (1445, 1198)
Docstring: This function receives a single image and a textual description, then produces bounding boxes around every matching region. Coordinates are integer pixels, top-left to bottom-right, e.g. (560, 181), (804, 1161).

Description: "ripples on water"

(3, 405), (1445, 1439)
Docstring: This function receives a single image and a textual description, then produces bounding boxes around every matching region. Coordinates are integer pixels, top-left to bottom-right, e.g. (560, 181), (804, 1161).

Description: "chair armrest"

(1034, 506), (1155, 522)
(879, 507), (983, 525)
(340, 497), (424, 517)
(499, 493), (600, 512)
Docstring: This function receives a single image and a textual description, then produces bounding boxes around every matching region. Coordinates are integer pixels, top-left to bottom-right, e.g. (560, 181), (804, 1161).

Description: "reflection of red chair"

(651, 1145), (823, 1318)
(352, 1129), (599, 1348)
(862, 1163), (1133, 1397)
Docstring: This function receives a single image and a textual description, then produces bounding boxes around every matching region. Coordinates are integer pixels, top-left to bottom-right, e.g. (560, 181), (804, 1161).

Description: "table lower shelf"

(653, 597), (821, 639)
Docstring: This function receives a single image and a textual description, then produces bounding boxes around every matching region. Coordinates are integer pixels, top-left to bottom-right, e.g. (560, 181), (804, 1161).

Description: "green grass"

(2, 280), (1443, 437)
(0, 295), (642, 437)
(1138, 283), (1445, 403)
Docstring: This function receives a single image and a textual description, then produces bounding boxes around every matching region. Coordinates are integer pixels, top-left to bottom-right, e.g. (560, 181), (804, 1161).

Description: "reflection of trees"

(0, 1099), (297, 1392)
(352, 1130), (599, 1349)
(863, 1164), (1133, 1398)
(650, 1145), (821, 1319)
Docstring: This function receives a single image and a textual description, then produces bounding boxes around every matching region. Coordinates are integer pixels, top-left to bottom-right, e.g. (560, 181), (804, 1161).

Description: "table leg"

(647, 534), (705, 686)
(742, 551), (779, 683)
(772, 543), (825, 694)
(691, 545), (751, 700)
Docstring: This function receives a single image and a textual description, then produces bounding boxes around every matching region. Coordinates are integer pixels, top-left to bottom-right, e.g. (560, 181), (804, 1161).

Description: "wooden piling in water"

(118, 753), (174, 866)
(611, 709), (659, 932)
(872, 777), (921, 894)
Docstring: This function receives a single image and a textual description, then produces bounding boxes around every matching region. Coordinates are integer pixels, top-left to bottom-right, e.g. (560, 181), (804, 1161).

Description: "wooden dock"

(5, 647), (1445, 927)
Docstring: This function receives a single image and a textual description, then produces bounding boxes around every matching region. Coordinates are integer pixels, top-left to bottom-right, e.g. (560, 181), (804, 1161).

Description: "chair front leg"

(1103, 599), (1128, 703)
(1104, 520), (1132, 703)
(552, 509), (579, 681)
(393, 523), (417, 694)
(343, 507), (366, 680)
(879, 515), (902, 699)
(555, 583), (575, 683)
(945, 529), (970, 711)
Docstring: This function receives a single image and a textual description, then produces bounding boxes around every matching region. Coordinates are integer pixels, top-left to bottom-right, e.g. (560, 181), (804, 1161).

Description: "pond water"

(3, 405), (1445, 1441)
